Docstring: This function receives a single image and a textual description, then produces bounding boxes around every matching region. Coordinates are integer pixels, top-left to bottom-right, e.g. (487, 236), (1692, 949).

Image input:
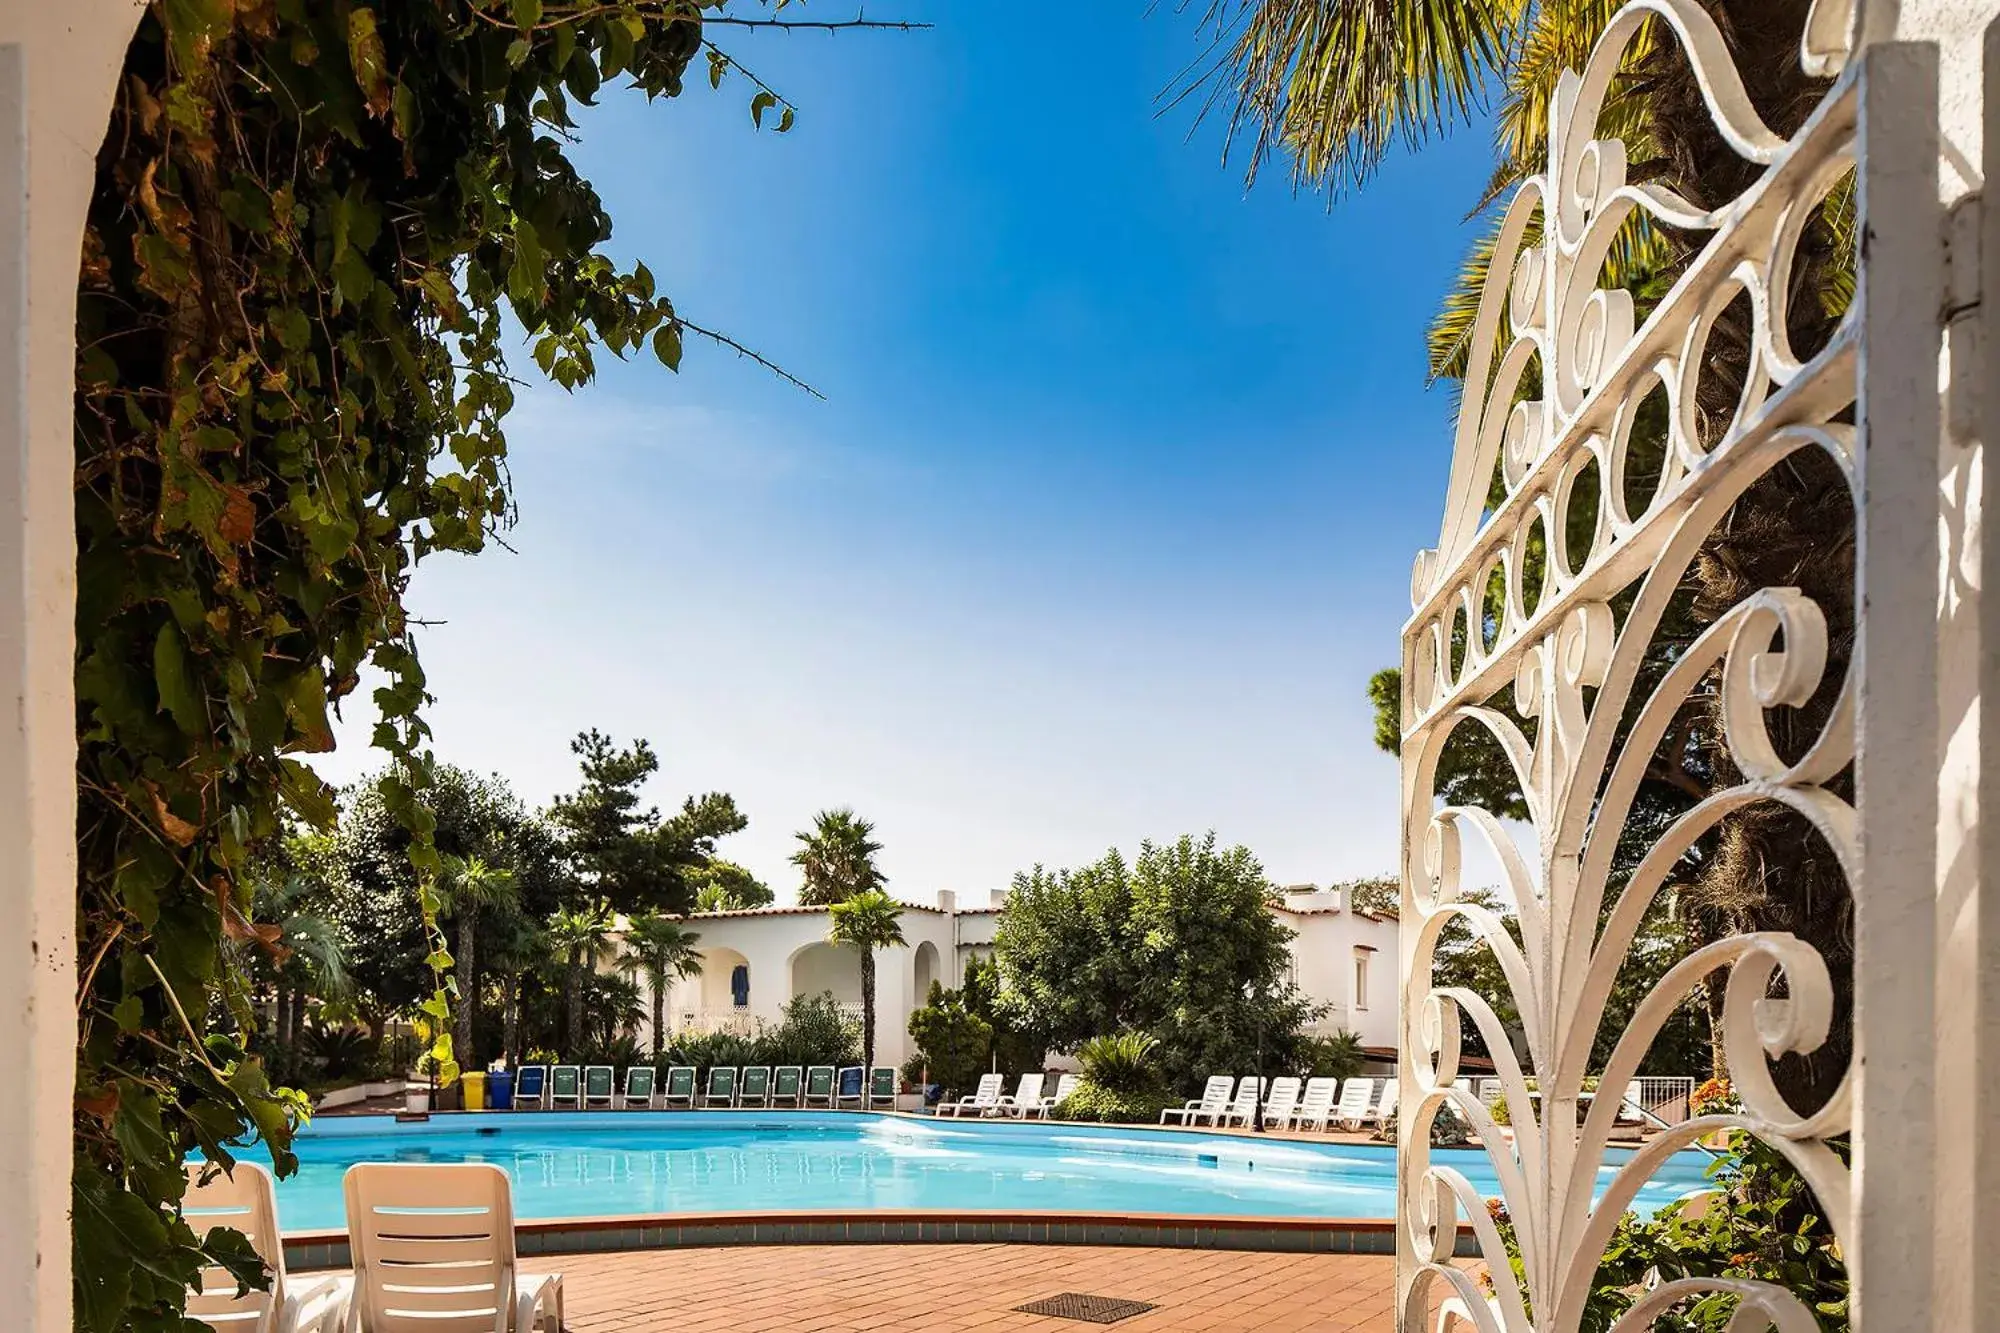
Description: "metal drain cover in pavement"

(1012, 1293), (1159, 1324)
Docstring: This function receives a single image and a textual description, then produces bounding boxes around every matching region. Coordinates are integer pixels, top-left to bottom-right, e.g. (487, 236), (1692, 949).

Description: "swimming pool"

(275, 1112), (1717, 1232)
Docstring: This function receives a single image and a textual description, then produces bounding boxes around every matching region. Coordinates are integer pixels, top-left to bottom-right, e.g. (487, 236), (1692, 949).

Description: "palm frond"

(1182, 0), (1531, 196)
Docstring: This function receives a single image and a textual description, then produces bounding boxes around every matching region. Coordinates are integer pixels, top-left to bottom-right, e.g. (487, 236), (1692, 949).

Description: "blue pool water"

(272, 1112), (1718, 1232)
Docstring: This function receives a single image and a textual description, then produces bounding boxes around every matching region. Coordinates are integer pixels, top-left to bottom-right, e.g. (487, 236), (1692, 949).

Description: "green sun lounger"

(664, 1065), (696, 1109)
(703, 1065), (738, 1107)
(622, 1066), (655, 1109)
(738, 1066), (772, 1107)
(804, 1066), (835, 1108)
(549, 1065), (581, 1109)
(771, 1066), (803, 1106)
(582, 1065), (616, 1108)
(869, 1066), (897, 1109)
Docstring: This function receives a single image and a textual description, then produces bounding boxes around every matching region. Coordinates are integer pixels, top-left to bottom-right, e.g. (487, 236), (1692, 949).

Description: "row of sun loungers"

(508, 1063), (899, 1110)
(1159, 1075), (1403, 1132)
(1153, 1074), (1656, 1135)
(187, 1158), (562, 1333)
(934, 1071), (1080, 1118)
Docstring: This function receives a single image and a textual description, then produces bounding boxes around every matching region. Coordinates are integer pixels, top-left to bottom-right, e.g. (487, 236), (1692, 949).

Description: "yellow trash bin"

(461, 1071), (487, 1111)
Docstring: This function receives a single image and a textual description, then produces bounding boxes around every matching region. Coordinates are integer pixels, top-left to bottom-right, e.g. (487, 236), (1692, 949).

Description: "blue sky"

(313, 2), (1498, 901)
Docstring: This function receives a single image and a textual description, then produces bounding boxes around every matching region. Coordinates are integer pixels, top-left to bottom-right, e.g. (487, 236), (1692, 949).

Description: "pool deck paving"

(546, 1243), (1399, 1332)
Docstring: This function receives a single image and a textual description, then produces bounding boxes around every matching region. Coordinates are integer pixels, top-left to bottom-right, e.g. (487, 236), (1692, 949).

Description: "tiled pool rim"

(282, 1110), (1498, 1268)
(283, 1208), (1479, 1271)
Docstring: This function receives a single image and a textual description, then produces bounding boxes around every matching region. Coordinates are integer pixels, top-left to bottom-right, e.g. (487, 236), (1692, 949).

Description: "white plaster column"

(0, 6), (144, 1326)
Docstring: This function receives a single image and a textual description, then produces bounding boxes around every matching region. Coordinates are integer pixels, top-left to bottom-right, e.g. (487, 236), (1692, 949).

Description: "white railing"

(674, 1007), (754, 1037)
(1628, 1076), (1698, 1127)
(1397, 5), (1945, 1330)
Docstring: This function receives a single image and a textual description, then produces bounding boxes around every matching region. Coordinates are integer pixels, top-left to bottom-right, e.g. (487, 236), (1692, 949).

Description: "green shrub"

(1488, 1123), (1848, 1333)
(1075, 1032), (1158, 1095)
(1297, 1030), (1366, 1083)
(757, 991), (861, 1069)
(908, 983), (994, 1098)
(584, 1034), (644, 1068)
(1053, 1080), (1178, 1125)
(305, 1025), (380, 1080)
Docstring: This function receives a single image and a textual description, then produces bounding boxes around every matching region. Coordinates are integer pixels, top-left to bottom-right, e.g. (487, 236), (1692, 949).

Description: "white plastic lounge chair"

(341, 1162), (562, 1333)
(662, 1065), (697, 1109)
(547, 1065), (581, 1110)
(620, 1066), (655, 1109)
(185, 1160), (342, 1333)
(1261, 1076), (1303, 1127)
(803, 1065), (836, 1108)
(1216, 1076), (1267, 1127)
(938, 1072), (1006, 1118)
(581, 1065), (616, 1109)
(1290, 1077), (1338, 1131)
(1372, 1078), (1399, 1127)
(1477, 1078), (1506, 1112)
(1333, 1077), (1377, 1131)
(1035, 1073), (1081, 1118)
(1160, 1075), (1234, 1126)
(996, 1073), (1045, 1119)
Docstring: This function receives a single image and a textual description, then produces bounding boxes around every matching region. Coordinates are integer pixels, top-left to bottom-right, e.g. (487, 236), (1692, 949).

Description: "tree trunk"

(650, 965), (666, 1060)
(861, 948), (877, 1075)
(502, 977), (520, 1066)
(282, 980), (302, 1048)
(565, 950), (585, 1057)
(455, 910), (477, 1069)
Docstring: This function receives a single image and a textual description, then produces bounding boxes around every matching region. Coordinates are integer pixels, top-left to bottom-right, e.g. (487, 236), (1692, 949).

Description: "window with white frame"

(1352, 948), (1371, 1010)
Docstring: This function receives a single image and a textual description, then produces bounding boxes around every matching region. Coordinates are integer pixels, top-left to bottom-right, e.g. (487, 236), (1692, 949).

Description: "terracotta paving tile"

(490, 1244), (1407, 1332)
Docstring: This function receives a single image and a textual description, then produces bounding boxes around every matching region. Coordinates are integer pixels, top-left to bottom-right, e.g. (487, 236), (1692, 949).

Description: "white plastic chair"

(938, 1072), (1006, 1118)
(1260, 1076), (1303, 1127)
(1035, 1072), (1081, 1118)
(1160, 1075), (1234, 1126)
(1333, 1077), (1377, 1131)
(185, 1160), (342, 1333)
(340, 1162), (563, 1333)
(1216, 1077), (1267, 1127)
(1372, 1078), (1400, 1127)
(1290, 1077), (1338, 1131)
(996, 1072), (1045, 1119)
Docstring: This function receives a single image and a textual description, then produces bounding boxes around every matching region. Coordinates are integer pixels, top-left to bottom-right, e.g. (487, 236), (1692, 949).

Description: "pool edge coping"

(282, 1208), (1472, 1269)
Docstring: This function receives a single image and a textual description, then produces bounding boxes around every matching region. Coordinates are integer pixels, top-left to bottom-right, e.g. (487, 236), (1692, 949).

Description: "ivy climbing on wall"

(70, 1), (914, 1325)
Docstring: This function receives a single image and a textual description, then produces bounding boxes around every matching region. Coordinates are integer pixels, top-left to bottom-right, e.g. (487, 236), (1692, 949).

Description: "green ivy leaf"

(345, 9), (392, 119)
(152, 621), (203, 735)
(512, 0), (543, 30)
(750, 90), (778, 129)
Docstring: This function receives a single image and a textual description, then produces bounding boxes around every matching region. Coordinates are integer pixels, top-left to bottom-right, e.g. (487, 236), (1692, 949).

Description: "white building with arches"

(635, 885), (1401, 1067)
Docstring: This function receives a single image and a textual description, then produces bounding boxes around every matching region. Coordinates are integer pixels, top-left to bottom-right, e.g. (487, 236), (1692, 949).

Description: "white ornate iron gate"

(1394, 3), (1961, 1330)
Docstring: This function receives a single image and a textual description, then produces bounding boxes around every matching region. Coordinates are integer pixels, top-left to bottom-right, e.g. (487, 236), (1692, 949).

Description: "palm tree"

(1195, 0), (1849, 1110)
(247, 864), (351, 1049)
(617, 912), (706, 1058)
(437, 853), (518, 1068)
(827, 889), (907, 1079)
(477, 910), (547, 1066)
(546, 900), (614, 1058)
(791, 808), (886, 906)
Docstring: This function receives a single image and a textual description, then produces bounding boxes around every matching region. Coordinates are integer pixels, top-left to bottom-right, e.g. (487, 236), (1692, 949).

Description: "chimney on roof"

(989, 888), (1011, 909)
(937, 889), (957, 914)
(1282, 884), (1342, 912)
